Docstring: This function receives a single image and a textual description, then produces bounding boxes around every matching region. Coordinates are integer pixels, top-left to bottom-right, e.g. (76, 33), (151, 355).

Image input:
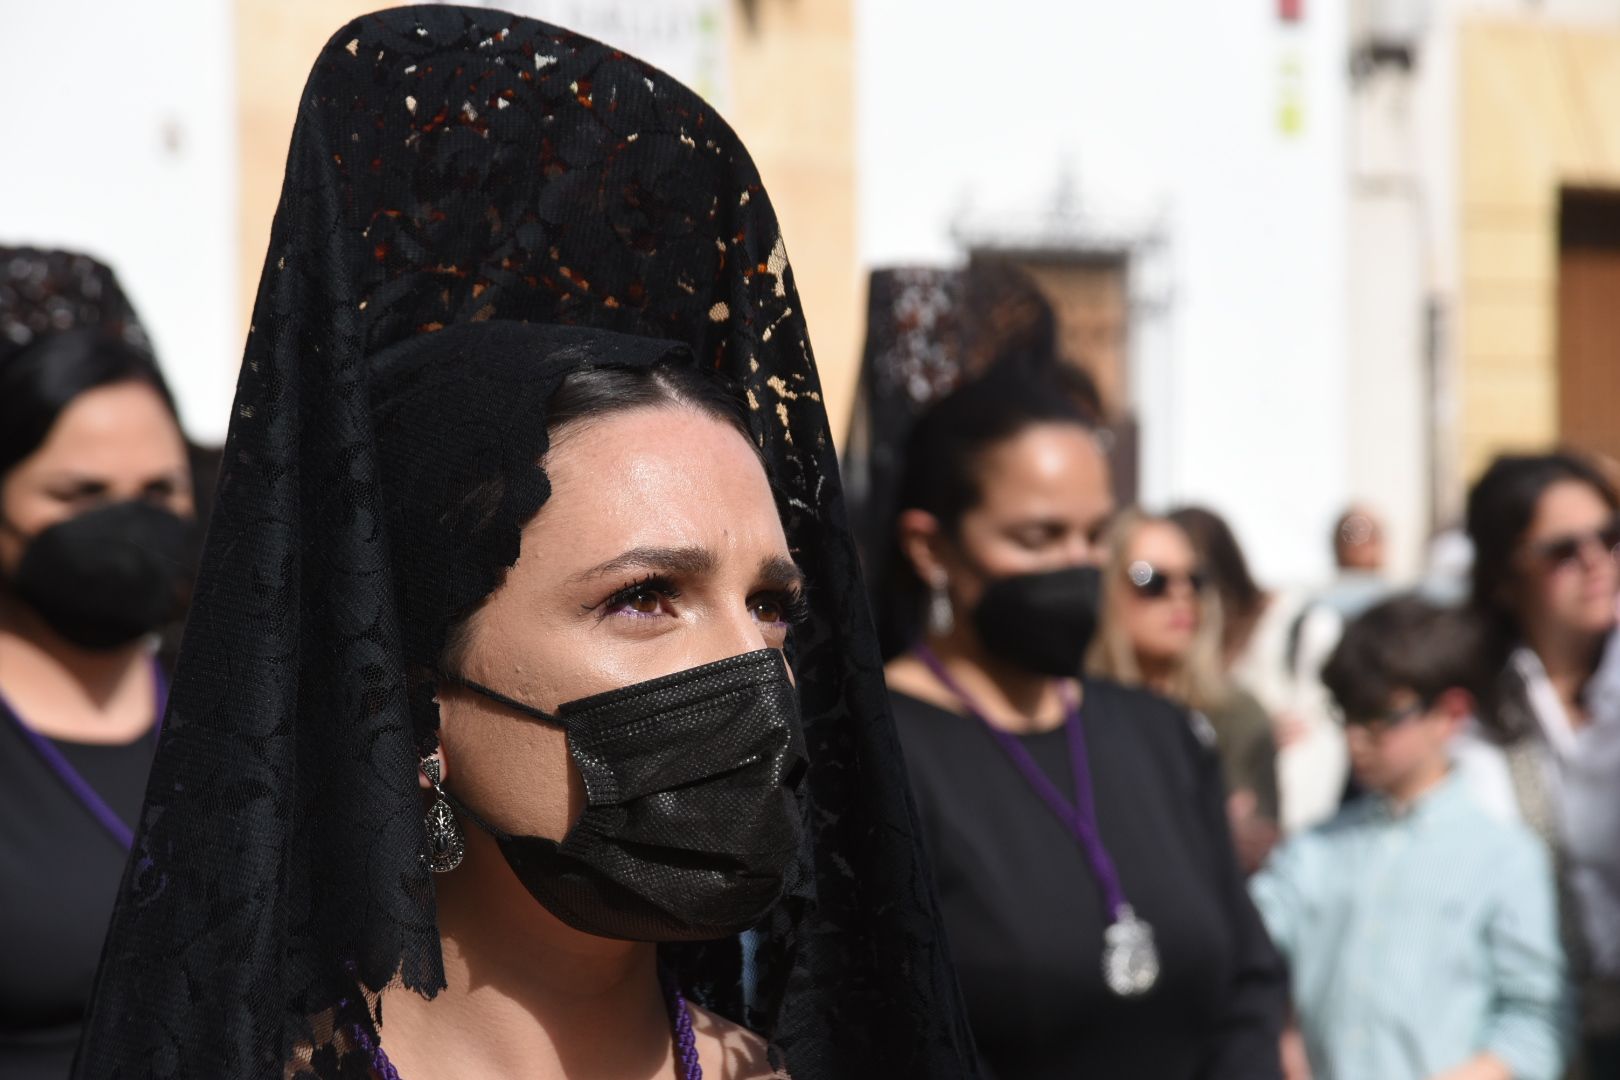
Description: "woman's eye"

(617, 587), (664, 615)
(51, 484), (106, 505)
(751, 590), (809, 629)
(629, 589), (661, 613)
(598, 576), (680, 620)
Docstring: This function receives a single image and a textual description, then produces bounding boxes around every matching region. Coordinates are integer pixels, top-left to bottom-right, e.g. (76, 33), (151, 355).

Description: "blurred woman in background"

(876, 364), (1285, 1079)
(1089, 511), (1280, 874)
(1171, 505), (1348, 835)
(1458, 452), (1620, 1078)
(0, 248), (194, 1080)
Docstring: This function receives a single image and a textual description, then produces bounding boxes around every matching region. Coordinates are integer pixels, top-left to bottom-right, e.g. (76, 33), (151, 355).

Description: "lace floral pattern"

(0, 247), (151, 357)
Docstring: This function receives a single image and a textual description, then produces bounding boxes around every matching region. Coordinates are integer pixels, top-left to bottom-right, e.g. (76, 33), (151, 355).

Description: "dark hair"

(1465, 452), (1618, 627)
(1322, 594), (1482, 719)
(874, 362), (1098, 658)
(1167, 505), (1265, 660)
(1463, 452), (1619, 715)
(546, 358), (754, 444)
(0, 327), (181, 477)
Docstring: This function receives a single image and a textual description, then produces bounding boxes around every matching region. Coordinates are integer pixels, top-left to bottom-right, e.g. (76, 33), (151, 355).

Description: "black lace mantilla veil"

(0, 247), (153, 359)
(72, 7), (977, 1079)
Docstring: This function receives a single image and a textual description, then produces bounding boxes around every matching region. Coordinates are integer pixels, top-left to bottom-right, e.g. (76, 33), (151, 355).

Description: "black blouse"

(892, 679), (1285, 1079)
(0, 699), (155, 1080)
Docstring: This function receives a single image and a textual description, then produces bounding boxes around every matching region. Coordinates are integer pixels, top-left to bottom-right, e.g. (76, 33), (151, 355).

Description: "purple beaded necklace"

(914, 644), (1160, 998)
(0, 656), (167, 851)
(360, 966), (702, 1079)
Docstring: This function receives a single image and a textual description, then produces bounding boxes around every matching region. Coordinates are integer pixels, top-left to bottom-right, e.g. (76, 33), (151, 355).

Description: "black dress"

(0, 700), (155, 1080)
(892, 680), (1286, 1079)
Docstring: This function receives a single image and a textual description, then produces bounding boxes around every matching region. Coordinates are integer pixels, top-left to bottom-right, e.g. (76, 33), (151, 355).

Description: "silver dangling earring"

(927, 574), (954, 637)
(421, 753), (465, 873)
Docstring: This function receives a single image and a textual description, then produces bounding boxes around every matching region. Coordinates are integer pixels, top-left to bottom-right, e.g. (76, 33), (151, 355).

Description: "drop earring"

(927, 574), (954, 637)
(421, 753), (465, 873)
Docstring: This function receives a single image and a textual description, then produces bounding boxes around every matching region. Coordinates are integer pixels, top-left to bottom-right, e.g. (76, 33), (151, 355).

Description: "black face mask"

(972, 565), (1102, 678)
(3, 501), (192, 650)
(443, 647), (807, 942)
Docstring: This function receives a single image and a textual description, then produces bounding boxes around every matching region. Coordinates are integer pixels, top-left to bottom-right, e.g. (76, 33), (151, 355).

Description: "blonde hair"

(1086, 509), (1231, 712)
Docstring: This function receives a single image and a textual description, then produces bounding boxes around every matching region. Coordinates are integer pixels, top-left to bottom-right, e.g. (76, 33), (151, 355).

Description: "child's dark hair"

(1321, 594), (1483, 720)
(872, 362), (1099, 658)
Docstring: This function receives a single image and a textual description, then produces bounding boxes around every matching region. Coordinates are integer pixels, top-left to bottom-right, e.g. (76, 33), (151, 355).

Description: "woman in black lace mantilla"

(72, 8), (978, 1079)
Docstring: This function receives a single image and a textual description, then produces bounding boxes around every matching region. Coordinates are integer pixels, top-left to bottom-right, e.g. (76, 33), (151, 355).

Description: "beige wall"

(1457, 18), (1620, 479)
(728, 0), (859, 439)
(235, 0), (859, 436)
(236, 1), (382, 331)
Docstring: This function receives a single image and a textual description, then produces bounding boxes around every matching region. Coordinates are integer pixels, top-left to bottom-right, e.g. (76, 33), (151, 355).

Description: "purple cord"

(353, 1024), (402, 1080)
(662, 966), (704, 1080)
(364, 968), (702, 1079)
(914, 644), (1130, 921)
(1, 655), (167, 852)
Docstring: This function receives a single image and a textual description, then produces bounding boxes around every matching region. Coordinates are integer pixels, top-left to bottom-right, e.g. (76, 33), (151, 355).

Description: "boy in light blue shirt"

(1251, 596), (1570, 1080)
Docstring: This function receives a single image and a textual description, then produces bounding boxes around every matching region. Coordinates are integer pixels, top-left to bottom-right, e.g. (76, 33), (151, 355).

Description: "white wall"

(1345, 68), (1432, 582)
(0, 1), (238, 443)
(857, 1), (1352, 587)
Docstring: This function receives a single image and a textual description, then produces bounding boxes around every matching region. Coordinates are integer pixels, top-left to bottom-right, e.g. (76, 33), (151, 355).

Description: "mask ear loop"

(433, 783), (516, 844)
(431, 672), (561, 845)
(436, 670), (562, 726)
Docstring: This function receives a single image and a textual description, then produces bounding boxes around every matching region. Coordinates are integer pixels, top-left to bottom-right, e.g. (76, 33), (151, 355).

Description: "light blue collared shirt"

(1250, 773), (1571, 1080)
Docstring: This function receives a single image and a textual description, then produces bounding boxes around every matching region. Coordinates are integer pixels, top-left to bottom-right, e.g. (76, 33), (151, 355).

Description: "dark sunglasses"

(1334, 698), (1427, 736)
(1526, 518), (1620, 571)
(1126, 560), (1207, 599)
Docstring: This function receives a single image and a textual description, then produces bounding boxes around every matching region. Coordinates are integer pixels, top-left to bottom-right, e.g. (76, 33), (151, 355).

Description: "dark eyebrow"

(758, 554), (806, 592)
(568, 545), (718, 586)
(41, 471), (109, 486)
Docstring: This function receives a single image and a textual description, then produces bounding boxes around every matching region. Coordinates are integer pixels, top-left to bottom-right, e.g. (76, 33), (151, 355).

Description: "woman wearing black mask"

(0, 249), (194, 1080)
(72, 9), (977, 1080)
(878, 366), (1286, 1079)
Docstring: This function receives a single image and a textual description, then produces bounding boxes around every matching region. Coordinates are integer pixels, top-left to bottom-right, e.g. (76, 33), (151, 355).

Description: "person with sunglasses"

(1089, 510), (1281, 874)
(1252, 595), (1570, 1080)
(876, 366), (1286, 1080)
(1455, 452), (1620, 1077)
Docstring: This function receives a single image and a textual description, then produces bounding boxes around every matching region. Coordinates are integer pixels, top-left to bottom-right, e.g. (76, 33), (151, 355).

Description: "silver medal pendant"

(1101, 906), (1159, 998)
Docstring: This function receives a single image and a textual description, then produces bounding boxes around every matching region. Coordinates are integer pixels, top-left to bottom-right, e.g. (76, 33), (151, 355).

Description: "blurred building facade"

(860, 0), (1620, 586)
(0, 0), (859, 448)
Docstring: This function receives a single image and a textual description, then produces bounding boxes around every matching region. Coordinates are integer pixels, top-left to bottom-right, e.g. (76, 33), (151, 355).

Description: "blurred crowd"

(842, 259), (1618, 1080)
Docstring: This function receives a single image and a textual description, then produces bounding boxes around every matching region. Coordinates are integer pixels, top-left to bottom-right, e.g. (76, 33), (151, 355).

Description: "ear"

(1431, 687), (1474, 732)
(420, 740), (448, 792)
(897, 508), (949, 588)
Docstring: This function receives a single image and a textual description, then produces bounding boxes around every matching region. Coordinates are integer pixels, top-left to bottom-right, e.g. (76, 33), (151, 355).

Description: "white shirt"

(1454, 635), (1620, 979)
(1233, 589), (1349, 835)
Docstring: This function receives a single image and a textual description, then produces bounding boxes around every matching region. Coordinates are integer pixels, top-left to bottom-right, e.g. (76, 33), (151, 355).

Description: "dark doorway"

(1557, 188), (1620, 464)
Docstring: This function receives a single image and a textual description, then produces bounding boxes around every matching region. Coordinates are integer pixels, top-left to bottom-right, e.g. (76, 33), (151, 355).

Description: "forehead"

(528, 405), (785, 564)
(11, 381), (185, 478)
(1128, 521), (1196, 565)
(1527, 480), (1614, 537)
(972, 423), (1112, 519)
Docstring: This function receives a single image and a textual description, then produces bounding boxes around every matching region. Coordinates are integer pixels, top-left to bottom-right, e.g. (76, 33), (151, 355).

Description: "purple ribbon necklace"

(915, 645), (1159, 998)
(361, 966), (703, 1079)
(1, 656), (166, 851)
